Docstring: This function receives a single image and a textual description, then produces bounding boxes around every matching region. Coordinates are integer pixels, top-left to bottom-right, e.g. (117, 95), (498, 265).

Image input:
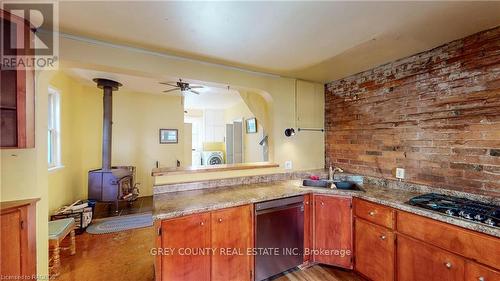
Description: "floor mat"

(86, 212), (153, 234)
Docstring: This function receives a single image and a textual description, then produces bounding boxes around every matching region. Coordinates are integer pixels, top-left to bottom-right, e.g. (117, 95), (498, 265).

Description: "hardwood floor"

(273, 265), (367, 281)
(57, 225), (365, 281)
(57, 227), (155, 281)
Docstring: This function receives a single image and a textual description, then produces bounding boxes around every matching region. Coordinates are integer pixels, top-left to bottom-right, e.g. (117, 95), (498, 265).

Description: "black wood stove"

(88, 78), (138, 212)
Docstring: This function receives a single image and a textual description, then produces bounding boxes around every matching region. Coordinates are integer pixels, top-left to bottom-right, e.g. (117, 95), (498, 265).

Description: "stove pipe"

(93, 78), (122, 171)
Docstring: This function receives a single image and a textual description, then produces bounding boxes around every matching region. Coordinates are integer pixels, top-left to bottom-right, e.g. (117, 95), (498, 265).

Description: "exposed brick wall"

(325, 27), (500, 196)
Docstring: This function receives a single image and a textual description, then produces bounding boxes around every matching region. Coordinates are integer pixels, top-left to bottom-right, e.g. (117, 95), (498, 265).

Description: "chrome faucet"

(328, 166), (344, 181)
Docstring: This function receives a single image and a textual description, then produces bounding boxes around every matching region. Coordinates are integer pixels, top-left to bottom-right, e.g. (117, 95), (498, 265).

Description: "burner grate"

(408, 193), (498, 227)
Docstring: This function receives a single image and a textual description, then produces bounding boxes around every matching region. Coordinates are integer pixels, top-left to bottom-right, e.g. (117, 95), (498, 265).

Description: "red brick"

(325, 27), (500, 196)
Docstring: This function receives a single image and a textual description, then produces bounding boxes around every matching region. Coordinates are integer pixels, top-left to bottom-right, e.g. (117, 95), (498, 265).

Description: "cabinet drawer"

(397, 235), (465, 281)
(397, 211), (500, 270)
(354, 199), (394, 229)
(466, 261), (500, 281)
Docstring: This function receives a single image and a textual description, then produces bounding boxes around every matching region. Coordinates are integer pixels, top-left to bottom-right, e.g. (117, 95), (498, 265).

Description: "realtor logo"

(1, 1), (58, 70)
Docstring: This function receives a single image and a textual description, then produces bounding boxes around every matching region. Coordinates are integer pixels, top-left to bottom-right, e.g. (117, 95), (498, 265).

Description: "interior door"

(313, 195), (353, 268)
(161, 213), (211, 281)
(211, 205), (253, 281)
(233, 121), (243, 163)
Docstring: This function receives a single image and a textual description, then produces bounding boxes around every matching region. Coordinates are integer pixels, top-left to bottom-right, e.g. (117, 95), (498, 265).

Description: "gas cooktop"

(408, 193), (499, 228)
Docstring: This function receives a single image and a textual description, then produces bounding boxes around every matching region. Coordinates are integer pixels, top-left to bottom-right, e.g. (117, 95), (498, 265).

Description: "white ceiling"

(68, 68), (243, 110)
(58, 1), (500, 82)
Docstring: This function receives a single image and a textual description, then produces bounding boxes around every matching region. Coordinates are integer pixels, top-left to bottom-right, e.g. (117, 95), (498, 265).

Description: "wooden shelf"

(152, 162), (280, 176)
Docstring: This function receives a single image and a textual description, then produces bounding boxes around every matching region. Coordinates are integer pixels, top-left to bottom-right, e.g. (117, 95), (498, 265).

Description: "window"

(48, 88), (61, 169)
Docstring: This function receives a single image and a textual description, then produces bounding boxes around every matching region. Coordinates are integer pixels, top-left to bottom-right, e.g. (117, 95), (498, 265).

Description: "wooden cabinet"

(0, 10), (35, 148)
(158, 204), (254, 281)
(160, 212), (211, 281)
(354, 219), (394, 281)
(465, 261), (500, 281)
(397, 235), (465, 281)
(397, 211), (500, 269)
(296, 80), (324, 129)
(0, 199), (38, 278)
(313, 195), (352, 268)
(211, 205), (253, 281)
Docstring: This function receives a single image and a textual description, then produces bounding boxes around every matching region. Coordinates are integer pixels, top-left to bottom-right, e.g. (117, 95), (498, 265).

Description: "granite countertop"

(153, 180), (500, 238)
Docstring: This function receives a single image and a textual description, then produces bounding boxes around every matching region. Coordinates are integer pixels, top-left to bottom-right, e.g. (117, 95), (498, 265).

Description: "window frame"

(48, 87), (62, 170)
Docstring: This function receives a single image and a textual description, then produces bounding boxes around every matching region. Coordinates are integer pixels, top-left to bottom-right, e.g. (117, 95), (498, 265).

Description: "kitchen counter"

(153, 180), (500, 238)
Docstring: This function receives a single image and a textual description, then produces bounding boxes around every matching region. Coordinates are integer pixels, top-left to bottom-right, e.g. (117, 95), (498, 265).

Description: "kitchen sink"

(302, 179), (364, 191)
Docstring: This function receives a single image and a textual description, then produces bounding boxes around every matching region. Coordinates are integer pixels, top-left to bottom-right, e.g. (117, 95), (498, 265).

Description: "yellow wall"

(112, 90), (185, 195)
(224, 101), (265, 163)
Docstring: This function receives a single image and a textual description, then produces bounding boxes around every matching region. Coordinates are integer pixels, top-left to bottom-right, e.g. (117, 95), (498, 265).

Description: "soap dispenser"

(328, 166), (333, 181)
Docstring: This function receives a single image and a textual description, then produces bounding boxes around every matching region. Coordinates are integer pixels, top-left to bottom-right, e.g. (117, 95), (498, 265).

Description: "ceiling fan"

(159, 79), (204, 95)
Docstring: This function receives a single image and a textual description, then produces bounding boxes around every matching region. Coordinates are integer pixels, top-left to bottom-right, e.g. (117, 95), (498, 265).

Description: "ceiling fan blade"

(163, 88), (180, 93)
(159, 82), (178, 87)
(189, 90), (200, 95)
(189, 85), (204, 89)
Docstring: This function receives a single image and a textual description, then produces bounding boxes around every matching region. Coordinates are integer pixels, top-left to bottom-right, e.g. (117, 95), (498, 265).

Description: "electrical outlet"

(395, 168), (405, 179)
(284, 160), (293, 170)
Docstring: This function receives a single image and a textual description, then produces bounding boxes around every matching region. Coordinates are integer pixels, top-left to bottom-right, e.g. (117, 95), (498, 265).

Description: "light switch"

(285, 160), (293, 170)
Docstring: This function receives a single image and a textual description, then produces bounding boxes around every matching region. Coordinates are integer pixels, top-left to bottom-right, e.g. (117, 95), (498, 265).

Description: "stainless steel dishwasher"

(255, 195), (304, 280)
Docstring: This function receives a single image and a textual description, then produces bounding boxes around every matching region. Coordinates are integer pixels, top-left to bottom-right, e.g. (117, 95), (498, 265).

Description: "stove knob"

(484, 218), (495, 227)
(445, 209), (455, 216)
(462, 212), (473, 220)
(474, 214), (485, 221)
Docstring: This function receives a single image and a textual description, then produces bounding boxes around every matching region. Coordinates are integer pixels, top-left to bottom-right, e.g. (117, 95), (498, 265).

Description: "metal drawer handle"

(444, 262), (452, 269)
(305, 201), (309, 205)
(321, 202), (324, 206)
(478, 277), (485, 281)
(380, 235), (386, 240)
(218, 218), (223, 223)
(200, 222), (205, 226)
(368, 211), (376, 216)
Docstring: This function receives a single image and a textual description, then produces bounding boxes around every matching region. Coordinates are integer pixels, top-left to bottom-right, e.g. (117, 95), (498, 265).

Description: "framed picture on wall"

(245, 118), (257, 134)
(159, 129), (178, 144)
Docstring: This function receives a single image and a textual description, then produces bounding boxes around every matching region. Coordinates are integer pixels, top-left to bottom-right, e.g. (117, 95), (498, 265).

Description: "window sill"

(48, 165), (64, 172)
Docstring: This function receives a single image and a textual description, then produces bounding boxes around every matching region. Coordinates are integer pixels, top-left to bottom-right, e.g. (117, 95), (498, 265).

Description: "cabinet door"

(354, 218), (394, 281)
(313, 195), (352, 268)
(211, 205), (253, 281)
(161, 212), (211, 281)
(397, 235), (465, 281)
(296, 80), (324, 129)
(0, 209), (23, 276)
(465, 261), (500, 281)
(0, 11), (35, 148)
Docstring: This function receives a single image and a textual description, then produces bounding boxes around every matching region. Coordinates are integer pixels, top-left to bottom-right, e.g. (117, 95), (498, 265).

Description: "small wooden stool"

(49, 218), (76, 277)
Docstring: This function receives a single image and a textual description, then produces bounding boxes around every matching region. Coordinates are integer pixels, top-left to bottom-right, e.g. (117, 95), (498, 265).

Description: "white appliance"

(201, 151), (224, 166)
(192, 151), (202, 167)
